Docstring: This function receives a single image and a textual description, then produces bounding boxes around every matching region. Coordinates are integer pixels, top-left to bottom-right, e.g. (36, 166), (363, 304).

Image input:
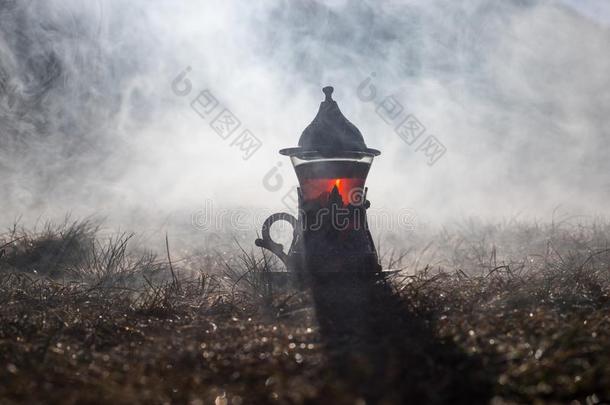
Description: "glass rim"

(280, 149), (379, 160)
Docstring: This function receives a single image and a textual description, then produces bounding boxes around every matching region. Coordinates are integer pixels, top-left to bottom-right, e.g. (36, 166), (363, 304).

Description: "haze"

(1, 0), (609, 234)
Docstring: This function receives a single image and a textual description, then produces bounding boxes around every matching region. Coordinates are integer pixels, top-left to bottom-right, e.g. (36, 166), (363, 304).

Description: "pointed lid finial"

(322, 86), (334, 102)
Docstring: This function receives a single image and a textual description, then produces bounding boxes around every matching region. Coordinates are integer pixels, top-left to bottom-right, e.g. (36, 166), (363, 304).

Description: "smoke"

(0, 0), (609, 232)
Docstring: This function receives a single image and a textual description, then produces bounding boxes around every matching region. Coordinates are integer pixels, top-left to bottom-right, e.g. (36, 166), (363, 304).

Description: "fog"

(1, 0), (609, 236)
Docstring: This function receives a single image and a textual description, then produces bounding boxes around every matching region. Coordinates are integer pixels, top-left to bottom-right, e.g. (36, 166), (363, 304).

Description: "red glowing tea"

(294, 161), (370, 205)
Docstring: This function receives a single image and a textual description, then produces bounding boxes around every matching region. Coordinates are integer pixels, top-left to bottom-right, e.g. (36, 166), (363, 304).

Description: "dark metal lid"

(280, 86), (381, 157)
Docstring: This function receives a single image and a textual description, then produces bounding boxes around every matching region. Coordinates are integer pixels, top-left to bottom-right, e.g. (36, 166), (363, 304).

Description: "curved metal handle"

(255, 212), (298, 265)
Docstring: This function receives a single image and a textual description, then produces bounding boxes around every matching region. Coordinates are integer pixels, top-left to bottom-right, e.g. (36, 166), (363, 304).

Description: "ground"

(1, 219), (610, 404)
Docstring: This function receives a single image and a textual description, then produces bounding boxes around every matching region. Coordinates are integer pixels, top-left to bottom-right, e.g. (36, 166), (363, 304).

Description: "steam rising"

(1, 0), (609, 231)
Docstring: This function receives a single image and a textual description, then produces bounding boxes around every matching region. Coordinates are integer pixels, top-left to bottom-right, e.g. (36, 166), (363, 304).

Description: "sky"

(0, 0), (609, 233)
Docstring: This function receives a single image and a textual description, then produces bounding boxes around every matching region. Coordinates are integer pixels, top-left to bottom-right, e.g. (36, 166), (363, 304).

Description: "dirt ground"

(2, 220), (610, 404)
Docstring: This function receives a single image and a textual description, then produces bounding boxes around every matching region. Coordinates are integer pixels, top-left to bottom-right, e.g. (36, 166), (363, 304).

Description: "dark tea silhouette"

(255, 86), (382, 278)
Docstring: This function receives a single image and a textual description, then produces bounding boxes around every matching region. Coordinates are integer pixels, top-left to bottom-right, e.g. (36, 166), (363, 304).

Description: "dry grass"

(1, 217), (610, 404)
